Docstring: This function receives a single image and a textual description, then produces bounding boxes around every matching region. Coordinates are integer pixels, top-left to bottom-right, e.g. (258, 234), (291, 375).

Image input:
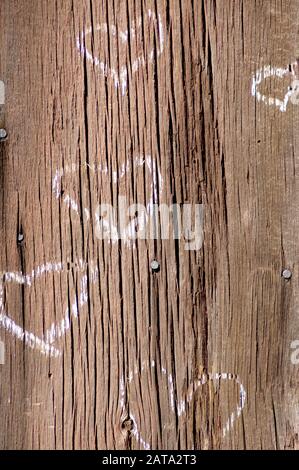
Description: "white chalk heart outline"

(252, 62), (297, 112)
(52, 155), (163, 248)
(0, 260), (98, 357)
(122, 361), (246, 448)
(76, 10), (164, 95)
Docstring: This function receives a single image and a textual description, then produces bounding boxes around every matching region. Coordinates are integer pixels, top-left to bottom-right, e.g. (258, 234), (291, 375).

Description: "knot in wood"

(121, 418), (134, 433)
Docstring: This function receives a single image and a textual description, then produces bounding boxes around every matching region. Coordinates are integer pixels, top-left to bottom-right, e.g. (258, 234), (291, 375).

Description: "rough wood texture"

(0, 0), (298, 450)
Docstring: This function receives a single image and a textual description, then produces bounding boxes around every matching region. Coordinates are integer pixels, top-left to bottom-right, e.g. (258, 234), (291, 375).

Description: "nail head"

(282, 269), (292, 280)
(151, 260), (160, 272)
(0, 128), (7, 140)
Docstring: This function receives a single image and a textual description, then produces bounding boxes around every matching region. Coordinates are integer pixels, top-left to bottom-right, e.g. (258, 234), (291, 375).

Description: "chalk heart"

(77, 10), (164, 95)
(252, 63), (297, 112)
(52, 156), (163, 248)
(0, 260), (98, 358)
(126, 362), (246, 448)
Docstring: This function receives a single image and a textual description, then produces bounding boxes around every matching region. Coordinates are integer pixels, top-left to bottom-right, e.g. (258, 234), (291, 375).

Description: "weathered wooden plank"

(0, 0), (298, 450)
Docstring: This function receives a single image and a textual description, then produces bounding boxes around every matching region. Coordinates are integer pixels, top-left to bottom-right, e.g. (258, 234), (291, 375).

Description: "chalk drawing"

(252, 62), (297, 112)
(122, 361), (246, 448)
(0, 265), (246, 441)
(52, 155), (163, 247)
(0, 154), (162, 354)
(77, 10), (164, 95)
(0, 260), (98, 357)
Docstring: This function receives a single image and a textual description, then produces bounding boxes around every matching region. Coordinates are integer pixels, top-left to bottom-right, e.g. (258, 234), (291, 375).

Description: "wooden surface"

(0, 0), (299, 450)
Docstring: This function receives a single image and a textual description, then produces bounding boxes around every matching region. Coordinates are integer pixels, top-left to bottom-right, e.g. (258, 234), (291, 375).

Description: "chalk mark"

(252, 62), (297, 112)
(76, 10), (164, 95)
(123, 361), (246, 448)
(0, 260), (98, 357)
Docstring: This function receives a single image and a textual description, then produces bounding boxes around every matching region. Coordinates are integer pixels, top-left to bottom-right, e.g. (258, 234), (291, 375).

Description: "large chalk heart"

(252, 62), (297, 112)
(76, 10), (164, 95)
(122, 361), (246, 448)
(0, 260), (98, 357)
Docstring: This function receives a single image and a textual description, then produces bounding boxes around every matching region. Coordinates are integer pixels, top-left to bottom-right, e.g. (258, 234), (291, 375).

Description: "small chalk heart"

(0, 261), (98, 357)
(252, 63), (297, 112)
(77, 10), (164, 95)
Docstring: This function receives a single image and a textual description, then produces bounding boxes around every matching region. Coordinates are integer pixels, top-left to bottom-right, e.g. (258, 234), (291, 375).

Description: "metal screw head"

(17, 233), (24, 244)
(0, 129), (7, 140)
(282, 269), (292, 280)
(151, 260), (160, 272)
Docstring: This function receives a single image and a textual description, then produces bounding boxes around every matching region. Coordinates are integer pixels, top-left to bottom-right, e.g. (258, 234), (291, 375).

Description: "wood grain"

(0, 0), (298, 450)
